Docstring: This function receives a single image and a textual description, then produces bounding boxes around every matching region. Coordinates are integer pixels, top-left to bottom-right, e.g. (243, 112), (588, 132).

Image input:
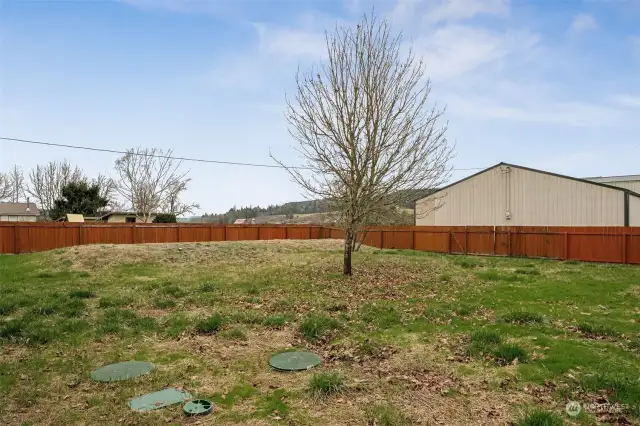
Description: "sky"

(1, 0), (639, 215)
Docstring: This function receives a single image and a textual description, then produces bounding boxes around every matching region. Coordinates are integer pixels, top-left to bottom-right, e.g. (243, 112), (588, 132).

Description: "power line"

(0, 136), (487, 172)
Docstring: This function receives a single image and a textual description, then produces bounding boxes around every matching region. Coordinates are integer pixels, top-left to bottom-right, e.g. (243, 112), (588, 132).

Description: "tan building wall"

(0, 215), (38, 222)
(629, 195), (640, 227)
(416, 165), (627, 226)
(106, 214), (156, 223)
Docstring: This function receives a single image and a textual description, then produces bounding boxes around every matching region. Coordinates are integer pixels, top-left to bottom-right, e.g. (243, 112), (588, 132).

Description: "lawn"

(0, 240), (639, 425)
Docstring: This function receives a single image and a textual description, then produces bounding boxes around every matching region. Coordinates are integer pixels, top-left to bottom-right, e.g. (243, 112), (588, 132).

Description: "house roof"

(0, 202), (39, 216)
(99, 211), (150, 218)
(417, 162), (640, 202)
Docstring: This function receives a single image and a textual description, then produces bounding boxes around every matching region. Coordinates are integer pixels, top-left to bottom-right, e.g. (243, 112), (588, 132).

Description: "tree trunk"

(343, 229), (353, 275)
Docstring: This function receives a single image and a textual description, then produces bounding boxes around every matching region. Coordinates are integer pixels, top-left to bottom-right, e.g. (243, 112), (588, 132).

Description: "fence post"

(209, 225), (213, 241)
(448, 230), (451, 253)
(492, 227), (496, 255)
(623, 232), (627, 264)
(177, 226), (181, 243)
(132, 223), (136, 244)
(564, 232), (569, 260)
(224, 225), (227, 241)
(285, 226), (288, 240)
(464, 226), (468, 254)
(508, 229), (512, 257)
(78, 225), (83, 246)
(412, 229), (416, 250)
(381, 230), (385, 249)
(13, 224), (18, 254)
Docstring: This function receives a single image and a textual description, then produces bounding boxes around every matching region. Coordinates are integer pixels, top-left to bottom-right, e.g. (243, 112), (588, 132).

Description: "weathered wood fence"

(1, 223), (639, 264)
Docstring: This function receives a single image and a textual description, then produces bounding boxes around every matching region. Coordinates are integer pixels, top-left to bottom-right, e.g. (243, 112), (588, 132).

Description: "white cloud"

(611, 94), (640, 108)
(414, 25), (539, 80)
(569, 13), (597, 34)
(391, 0), (509, 25)
(253, 24), (326, 59)
(424, 0), (510, 24)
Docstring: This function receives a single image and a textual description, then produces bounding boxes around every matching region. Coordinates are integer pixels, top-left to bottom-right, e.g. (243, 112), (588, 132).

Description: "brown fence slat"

(1, 223), (640, 265)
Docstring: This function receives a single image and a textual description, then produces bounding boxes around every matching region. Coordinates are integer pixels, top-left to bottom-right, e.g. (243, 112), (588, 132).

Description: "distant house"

(234, 218), (255, 224)
(99, 212), (157, 223)
(0, 202), (39, 222)
(56, 214), (85, 223)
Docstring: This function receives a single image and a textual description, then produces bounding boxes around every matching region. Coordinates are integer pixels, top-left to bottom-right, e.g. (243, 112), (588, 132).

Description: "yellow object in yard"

(66, 214), (85, 223)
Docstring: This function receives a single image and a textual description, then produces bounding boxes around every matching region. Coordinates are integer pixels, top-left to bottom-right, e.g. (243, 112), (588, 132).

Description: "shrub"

(195, 313), (223, 334)
(493, 343), (528, 365)
(308, 372), (345, 398)
(513, 409), (564, 426)
(299, 314), (339, 341)
(153, 213), (177, 223)
(501, 310), (544, 325)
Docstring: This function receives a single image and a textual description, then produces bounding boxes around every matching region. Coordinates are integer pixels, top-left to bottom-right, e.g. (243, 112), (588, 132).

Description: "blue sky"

(1, 0), (639, 214)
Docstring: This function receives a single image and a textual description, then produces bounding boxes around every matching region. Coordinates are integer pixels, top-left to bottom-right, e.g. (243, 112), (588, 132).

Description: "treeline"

(0, 148), (197, 222)
(200, 200), (331, 223)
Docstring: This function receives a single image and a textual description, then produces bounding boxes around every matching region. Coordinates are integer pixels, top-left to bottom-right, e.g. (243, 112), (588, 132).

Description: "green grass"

(513, 410), (564, 426)
(299, 313), (339, 341)
(308, 372), (345, 398)
(365, 403), (411, 426)
(1, 240), (639, 424)
(195, 313), (223, 334)
(501, 310), (545, 325)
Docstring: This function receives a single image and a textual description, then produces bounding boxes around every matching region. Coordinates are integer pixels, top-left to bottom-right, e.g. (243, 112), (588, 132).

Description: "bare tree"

(94, 173), (117, 210)
(8, 165), (25, 202)
(27, 160), (85, 218)
(0, 172), (11, 201)
(273, 13), (454, 275)
(114, 147), (197, 222)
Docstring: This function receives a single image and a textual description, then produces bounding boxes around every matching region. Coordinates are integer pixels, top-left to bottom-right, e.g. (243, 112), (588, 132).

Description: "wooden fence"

(1, 222), (639, 264)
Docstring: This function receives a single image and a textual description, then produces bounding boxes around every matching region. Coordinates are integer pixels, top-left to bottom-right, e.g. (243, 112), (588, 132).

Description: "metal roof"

(0, 202), (39, 216)
(584, 175), (640, 183)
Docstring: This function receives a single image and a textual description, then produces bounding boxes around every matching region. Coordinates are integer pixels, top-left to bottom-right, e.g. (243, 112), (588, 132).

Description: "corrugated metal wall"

(416, 165), (626, 226)
(587, 177), (640, 194)
(629, 195), (640, 226)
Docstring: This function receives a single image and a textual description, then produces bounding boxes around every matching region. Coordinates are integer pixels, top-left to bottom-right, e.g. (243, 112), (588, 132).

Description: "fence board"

(1, 223), (640, 266)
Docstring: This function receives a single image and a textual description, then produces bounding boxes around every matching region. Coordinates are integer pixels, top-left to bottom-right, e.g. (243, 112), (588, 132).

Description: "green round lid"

(184, 399), (213, 416)
(90, 361), (154, 382)
(269, 351), (321, 371)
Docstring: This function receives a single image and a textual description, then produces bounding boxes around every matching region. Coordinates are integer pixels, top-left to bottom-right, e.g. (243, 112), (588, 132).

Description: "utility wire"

(0, 136), (487, 172)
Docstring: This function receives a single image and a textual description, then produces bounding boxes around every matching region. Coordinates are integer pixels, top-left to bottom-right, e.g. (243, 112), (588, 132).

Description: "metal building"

(415, 163), (640, 226)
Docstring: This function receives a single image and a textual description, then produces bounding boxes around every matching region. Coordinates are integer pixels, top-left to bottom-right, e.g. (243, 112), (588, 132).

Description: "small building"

(233, 218), (255, 224)
(56, 214), (85, 223)
(415, 162), (640, 227)
(0, 202), (39, 222)
(99, 212), (157, 223)
(584, 174), (640, 193)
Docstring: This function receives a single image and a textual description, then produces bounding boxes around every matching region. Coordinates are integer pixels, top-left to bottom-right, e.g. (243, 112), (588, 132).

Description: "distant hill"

(193, 190), (430, 225)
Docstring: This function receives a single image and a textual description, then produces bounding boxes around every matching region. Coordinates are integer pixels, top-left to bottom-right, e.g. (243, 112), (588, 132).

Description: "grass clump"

(360, 302), (403, 329)
(365, 403), (411, 426)
(98, 296), (131, 308)
(580, 373), (640, 413)
(468, 329), (502, 356)
(514, 268), (540, 276)
(222, 327), (247, 340)
(257, 389), (289, 418)
(159, 285), (187, 298)
(199, 282), (216, 292)
(299, 314), (339, 341)
(454, 257), (480, 268)
(501, 310), (544, 325)
(439, 273), (452, 282)
(153, 298), (176, 309)
(308, 372), (345, 398)
(68, 290), (96, 299)
(195, 313), (223, 334)
(513, 409), (564, 426)
(262, 315), (287, 329)
(576, 322), (618, 338)
(99, 308), (157, 335)
(493, 343), (528, 365)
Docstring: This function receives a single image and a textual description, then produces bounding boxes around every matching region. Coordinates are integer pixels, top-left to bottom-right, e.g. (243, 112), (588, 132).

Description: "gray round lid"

(90, 361), (154, 382)
(269, 351), (321, 371)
